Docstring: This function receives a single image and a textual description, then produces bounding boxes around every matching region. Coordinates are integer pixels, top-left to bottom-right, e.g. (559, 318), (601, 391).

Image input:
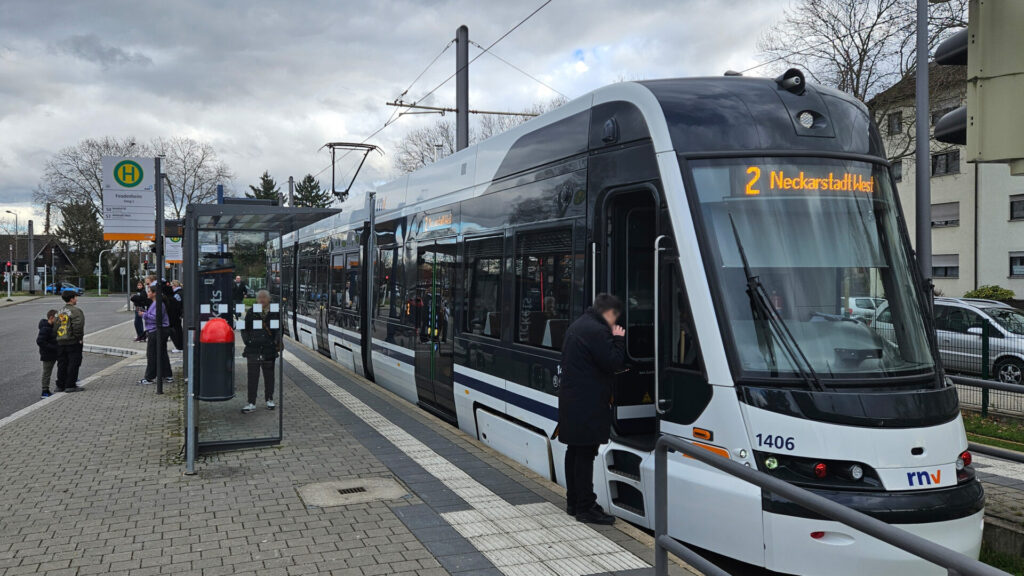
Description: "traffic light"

(934, 1), (1024, 175)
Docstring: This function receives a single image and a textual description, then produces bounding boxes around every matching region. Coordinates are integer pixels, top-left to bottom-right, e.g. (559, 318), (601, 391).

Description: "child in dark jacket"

(37, 310), (60, 398)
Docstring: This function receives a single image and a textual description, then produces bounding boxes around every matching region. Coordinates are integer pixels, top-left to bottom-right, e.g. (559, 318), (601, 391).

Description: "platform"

(0, 338), (695, 576)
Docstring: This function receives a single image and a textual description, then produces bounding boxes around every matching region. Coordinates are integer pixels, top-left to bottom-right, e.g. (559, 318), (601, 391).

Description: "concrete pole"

(915, 0), (932, 287)
(288, 176), (295, 206)
(156, 156), (166, 395)
(27, 220), (34, 294)
(456, 25), (469, 151)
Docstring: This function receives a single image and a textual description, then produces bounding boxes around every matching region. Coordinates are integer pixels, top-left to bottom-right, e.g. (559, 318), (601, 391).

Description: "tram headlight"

(848, 464), (864, 481)
(798, 111), (815, 129)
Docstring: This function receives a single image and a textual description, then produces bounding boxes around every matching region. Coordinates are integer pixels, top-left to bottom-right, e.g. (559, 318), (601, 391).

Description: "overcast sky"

(0, 0), (789, 230)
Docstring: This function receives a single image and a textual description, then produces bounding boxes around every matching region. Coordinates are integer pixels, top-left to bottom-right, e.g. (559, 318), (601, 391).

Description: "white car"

(873, 297), (1024, 384)
(844, 296), (886, 321)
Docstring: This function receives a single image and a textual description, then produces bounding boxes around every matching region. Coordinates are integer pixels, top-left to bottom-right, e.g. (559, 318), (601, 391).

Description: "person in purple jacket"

(139, 285), (172, 385)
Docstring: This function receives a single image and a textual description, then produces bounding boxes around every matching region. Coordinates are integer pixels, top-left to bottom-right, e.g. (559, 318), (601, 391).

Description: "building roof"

(868, 63), (967, 110)
(0, 234), (78, 271)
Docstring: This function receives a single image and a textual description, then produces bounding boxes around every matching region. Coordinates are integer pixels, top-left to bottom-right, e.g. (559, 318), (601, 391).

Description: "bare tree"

(35, 136), (150, 213)
(394, 97), (568, 174)
(757, 0), (967, 161)
(152, 136), (233, 219)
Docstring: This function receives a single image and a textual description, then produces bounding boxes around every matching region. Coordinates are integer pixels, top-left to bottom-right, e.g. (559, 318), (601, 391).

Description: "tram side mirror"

(775, 68), (806, 95)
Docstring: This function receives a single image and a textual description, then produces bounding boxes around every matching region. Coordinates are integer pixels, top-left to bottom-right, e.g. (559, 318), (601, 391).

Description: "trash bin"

(198, 317), (235, 401)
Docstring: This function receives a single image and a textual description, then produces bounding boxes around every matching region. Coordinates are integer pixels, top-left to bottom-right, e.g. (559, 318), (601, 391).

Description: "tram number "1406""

(756, 434), (795, 451)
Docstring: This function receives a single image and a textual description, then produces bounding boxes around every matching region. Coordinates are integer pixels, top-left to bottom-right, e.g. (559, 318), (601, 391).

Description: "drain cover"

(298, 478), (406, 508)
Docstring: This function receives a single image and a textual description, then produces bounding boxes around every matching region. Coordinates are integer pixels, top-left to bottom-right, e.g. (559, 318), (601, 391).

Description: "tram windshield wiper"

(727, 214), (823, 391)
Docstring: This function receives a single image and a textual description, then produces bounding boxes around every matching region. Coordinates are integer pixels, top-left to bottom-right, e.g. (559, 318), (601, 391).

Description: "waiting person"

(138, 285), (172, 386)
(233, 275), (248, 303)
(241, 290), (281, 413)
(54, 291), (85, 393)
(557, 293), (626, 525)
(130, 280), (149, 342)
(168, 280), (184, 351)
(37, 309), (60, 398)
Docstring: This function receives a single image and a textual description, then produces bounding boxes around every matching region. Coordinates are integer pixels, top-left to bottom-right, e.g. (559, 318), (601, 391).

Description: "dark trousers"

(133, 312), (144, 338)
(55, 343), (83, 390)
(144, 331), (172, 381)
(564, 444), (599, 513)
(247, 359), (276, 404)
(169, 319), (183, 350)
(41, 360), (56, 392)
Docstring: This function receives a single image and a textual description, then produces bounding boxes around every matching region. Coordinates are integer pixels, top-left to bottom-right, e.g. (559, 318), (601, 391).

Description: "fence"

(937, 320), (1024, 417)
(653, 435), (1009, 576)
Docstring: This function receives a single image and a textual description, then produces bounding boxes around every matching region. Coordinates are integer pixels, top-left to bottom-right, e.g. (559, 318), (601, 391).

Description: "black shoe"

(566, 504), (576, 516)
(575, 507), (615, 525)
(64, 386), (81, 393)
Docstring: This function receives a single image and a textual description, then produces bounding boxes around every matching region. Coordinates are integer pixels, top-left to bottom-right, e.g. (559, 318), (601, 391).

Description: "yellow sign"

(113, 160), (144, 187)
(745, 166), (875, 195)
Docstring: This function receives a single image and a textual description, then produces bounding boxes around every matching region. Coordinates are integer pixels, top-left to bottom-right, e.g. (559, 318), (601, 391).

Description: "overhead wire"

(311, 0), (555, 185)
(469, 40), (567, 98)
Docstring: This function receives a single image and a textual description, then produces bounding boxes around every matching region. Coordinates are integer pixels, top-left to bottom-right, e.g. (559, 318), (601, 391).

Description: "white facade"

(884, 104), (1024, 298)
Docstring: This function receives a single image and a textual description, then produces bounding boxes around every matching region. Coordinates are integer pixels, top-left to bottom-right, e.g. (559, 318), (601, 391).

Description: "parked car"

(873, 297), (1024, 384)
(45, 282), (85, 296)
(844, 296), (886, 321)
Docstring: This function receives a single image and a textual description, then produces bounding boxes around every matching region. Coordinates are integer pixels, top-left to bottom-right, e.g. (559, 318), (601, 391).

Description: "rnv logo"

(907, 470), (942, 487)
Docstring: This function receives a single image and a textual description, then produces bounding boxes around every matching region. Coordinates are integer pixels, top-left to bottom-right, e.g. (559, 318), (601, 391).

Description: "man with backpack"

(55, 291), (85, 393)
(37, 309), (60, 398)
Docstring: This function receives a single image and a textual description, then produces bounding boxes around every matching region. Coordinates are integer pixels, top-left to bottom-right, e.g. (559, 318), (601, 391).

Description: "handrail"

(654, 435), (1008, 576)
(949, 374), (1024, 394)
(653, 235), (667, 415)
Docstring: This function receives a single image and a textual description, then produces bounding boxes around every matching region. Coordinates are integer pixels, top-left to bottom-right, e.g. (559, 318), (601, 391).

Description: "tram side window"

(376, 247), (401, 320)
(345, 253), (361, 313)
(515, 228), (573, 350)
(330, 254), (346, 308)
(465, 237), (504, 338)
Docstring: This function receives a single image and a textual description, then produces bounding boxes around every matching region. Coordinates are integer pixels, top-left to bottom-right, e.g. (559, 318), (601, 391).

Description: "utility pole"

(288, 176), (294, 207)
(915, 0), (932, 290)
(6, 210), (18, 283)
(456, 24), (469, 151)
(27, 221), (34, 294)
(155, 156), (166, 395)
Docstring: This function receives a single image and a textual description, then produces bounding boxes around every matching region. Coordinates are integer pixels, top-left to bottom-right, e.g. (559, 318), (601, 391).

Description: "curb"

(0, 295), (43, 308)
(983, 515), (1024, 560)
(83, 344), (143, 357)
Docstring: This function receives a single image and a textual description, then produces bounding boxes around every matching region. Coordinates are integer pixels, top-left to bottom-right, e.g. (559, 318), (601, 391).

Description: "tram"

(272, 70), (984, 575)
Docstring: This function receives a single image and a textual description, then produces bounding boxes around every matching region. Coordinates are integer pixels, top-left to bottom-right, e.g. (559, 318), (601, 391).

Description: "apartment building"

(872, 65), (1024, 297)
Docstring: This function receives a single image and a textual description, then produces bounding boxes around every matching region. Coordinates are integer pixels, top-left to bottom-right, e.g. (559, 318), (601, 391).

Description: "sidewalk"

(0, 341), (693, 576)
(0, 295), (43, 309)
(83, 320), (148, 357)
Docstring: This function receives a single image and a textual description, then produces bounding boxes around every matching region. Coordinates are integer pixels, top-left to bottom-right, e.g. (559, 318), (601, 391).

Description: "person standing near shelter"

(241, 290), (281, 413)
(131, 280), (149, 342)
(37, 309), (60, 398)
(233, 275), (248, 303)
(557, 293), (625, 525)
(139, 285), (172, 385)
(54, 292), (85, 393)
(168, 280), (184, 351)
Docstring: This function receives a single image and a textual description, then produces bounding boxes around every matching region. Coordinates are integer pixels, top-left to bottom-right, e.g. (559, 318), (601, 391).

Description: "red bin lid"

(200, 317), (234, 343)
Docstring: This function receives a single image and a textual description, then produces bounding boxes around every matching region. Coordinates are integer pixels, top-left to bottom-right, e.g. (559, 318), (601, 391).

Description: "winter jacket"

(556, 308), (625, 446)
(143, 302), (170, 333)
(55, 303), (85, 345)
(168, 287), (183, 322)
(37, 319), (60, 362)
(130, 288), (149, 310)
(241, 308), (280, 361)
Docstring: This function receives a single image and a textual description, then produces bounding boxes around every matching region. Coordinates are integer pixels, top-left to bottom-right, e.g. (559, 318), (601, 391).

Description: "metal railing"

(940, 321), (1024, 417)
(654, 435), (1009, 576)
(950, 373), (1024, 464)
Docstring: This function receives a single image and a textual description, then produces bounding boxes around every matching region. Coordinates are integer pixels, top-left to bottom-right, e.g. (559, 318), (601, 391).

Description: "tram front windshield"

(689, 157), (935, 381)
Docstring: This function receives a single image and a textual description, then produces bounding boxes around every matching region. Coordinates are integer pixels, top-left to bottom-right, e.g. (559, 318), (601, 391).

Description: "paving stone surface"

(0, 341), (695, 576)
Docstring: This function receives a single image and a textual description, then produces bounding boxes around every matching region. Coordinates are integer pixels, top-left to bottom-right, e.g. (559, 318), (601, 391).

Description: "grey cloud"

(56, 34), (152, 68)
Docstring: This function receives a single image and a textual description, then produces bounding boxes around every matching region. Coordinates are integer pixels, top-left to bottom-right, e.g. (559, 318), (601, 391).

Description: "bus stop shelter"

(182, 202), (338, 472)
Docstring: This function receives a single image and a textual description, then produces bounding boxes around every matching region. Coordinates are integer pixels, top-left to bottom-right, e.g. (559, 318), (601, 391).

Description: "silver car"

(873, 297), (1024, 384)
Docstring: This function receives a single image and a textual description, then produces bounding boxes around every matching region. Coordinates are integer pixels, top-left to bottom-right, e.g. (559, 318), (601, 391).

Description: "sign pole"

(155, 156), (165, 395)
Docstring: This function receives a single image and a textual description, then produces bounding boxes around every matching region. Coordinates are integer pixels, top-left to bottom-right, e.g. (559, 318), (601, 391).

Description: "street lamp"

(4, 211), (16, 282)
(97, 248), (112, 296)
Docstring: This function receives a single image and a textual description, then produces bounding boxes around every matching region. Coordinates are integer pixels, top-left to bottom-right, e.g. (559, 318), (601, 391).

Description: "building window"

(515, 228), (573, 350)
(892, 160), (903, 182)
(464, 236), (503, 338)
(1011, 194), (1024, 221)
(931, 202), (960, 228)
(886, 112), (902, 137)
(1011, 252), (1024, 278)
(931, 150), (960, 177)
(932, 253), (959, 278)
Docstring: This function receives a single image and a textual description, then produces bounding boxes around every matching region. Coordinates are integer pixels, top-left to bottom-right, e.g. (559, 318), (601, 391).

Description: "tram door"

(315, 249), (330, 356)
(601, 189), (659, 438)
(413, 240), (457, 419)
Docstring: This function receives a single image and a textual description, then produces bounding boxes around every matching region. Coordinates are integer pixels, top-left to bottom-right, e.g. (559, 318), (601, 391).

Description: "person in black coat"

(130, 281), (149, 342)
(37, 310), (60, 397)
(240, 290), (281, 413)
(557, 293), (626, 525)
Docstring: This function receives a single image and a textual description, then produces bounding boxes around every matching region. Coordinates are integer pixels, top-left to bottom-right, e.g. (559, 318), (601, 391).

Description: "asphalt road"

(0, 295), (133, 419)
